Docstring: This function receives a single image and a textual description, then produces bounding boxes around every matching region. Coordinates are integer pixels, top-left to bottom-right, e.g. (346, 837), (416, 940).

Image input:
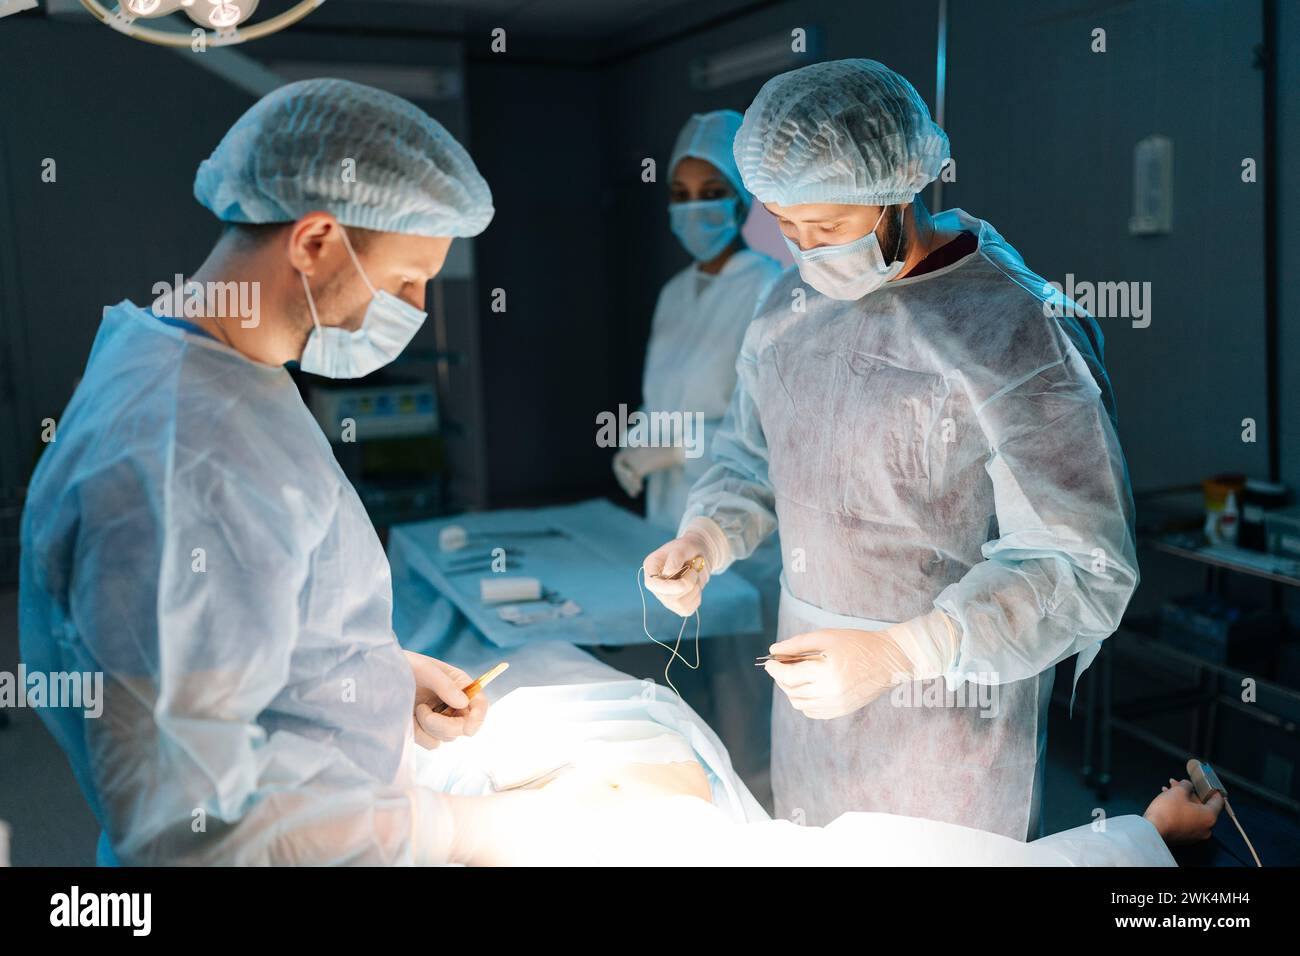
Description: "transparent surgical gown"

(682, 210), (1138, 837)
(19, 302), (448, 865)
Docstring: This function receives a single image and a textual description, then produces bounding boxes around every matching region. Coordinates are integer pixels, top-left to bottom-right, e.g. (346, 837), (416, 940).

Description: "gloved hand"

(612, 445), (684, 498)
(764, 628), (918, 720)
(405, 650), (489, 749)
(642, 529), (715, 616)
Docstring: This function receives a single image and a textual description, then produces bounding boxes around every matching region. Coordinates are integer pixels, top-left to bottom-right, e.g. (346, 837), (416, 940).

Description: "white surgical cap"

(669, 110), (752, 210)
(734, 59), (950, 207)
(194, 78), (494, 238)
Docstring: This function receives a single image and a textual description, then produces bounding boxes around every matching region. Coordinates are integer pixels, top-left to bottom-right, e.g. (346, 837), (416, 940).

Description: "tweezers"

(651, 555), (705, 580)
(444, 561), (525, 576)
(755, 651), (826, 666)
(444, 547), (525, 566)
(467, 529), (568, 541)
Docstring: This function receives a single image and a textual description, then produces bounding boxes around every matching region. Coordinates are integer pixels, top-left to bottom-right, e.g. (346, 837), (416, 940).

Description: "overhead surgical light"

(123, 0), (171, 15)
(183, 0), (258, 30)
(77, 0), (324, 47)
(0, 0), (39, 18)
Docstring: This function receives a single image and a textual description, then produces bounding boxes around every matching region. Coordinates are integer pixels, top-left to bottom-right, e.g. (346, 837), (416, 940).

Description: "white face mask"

(784, 206), (905, 300)
(298, 227), (427, 379)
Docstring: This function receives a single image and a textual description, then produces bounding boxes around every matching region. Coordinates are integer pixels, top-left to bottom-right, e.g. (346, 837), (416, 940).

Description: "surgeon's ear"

(286, 212), (344, 276)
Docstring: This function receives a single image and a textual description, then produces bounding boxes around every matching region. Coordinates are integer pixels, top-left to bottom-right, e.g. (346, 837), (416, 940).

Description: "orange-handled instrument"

(431, 662), (509, 716)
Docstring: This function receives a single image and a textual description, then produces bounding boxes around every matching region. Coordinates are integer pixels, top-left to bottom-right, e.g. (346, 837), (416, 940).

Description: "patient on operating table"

(539, 773), (1223, 845)
(541, 761), (713, 803)
(414, 678), (1224, 866)
(525, 753), (1223, 853)
(412, 682), (734, 809)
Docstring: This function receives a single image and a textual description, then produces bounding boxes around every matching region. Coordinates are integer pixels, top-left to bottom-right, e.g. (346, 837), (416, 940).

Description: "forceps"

(754, 651), (826, 666)
(650, 555), (705, 580)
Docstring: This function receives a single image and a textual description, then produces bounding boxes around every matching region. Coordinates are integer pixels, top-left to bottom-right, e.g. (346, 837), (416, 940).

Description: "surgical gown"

(19, 302), (449, 865)
(641, 248), (782, 529)
(682, 210), (1138, 838)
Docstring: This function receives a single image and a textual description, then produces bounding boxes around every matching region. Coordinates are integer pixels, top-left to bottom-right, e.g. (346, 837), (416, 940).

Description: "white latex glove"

(613, 445), (684, 497)
(641, 523), (725, 617)
(764, 628), (914, 719)
(764, 612), (959, 720)
(405, 650), (489, 749)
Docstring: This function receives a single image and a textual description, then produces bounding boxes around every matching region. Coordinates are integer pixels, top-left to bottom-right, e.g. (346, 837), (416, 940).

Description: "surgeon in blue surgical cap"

(613, 110), (781, 525)
(19, 79), (518, 865)
(642, 60), (1139, 839)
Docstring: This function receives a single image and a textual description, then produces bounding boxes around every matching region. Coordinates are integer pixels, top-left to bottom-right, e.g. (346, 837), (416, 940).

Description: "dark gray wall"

(944, 0), (1270, 491)
(0, 19), (253, 490)
(465, 59), (617, 508)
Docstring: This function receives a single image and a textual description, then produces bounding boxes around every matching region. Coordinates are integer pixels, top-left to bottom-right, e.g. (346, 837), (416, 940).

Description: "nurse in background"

(613, 110), (781, 524)
(612, 111), (783, 805)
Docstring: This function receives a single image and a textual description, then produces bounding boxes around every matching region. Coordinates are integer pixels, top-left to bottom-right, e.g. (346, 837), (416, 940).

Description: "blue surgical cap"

(734, 59), (950, 207)
(194, 78), (494, 238)
(669, 110), (752, 211)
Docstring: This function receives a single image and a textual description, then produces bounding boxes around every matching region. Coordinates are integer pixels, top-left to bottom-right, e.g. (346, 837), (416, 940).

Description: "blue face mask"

(298, 227), (427, 379)
(669, 198), (741, 262)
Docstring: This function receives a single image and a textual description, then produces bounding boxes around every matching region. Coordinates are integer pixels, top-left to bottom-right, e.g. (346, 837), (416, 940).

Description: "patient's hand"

(1143, 779), (1224, 845)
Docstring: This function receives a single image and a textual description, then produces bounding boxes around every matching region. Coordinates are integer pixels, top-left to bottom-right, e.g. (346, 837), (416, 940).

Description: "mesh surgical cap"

(194, 78), (494, 238)
(734, 59), (950, 207)
(669, 110), (753, 211)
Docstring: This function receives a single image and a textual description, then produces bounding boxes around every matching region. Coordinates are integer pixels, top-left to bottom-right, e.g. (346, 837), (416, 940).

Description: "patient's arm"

(1143, 779), (1224, 845)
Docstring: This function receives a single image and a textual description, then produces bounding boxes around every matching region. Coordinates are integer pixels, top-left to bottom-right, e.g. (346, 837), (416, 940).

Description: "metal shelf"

(1080, 536), (1300, 816)
(1144, 535), (1300, 588)
(1098, 626), (1300, 814)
